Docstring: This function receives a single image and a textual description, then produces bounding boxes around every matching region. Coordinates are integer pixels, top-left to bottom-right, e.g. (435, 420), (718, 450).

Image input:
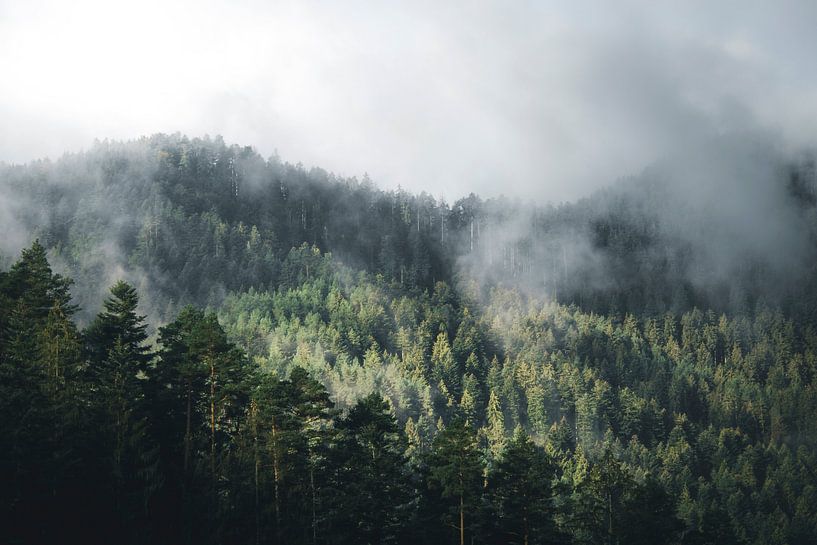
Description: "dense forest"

(3, 134), (817, 544)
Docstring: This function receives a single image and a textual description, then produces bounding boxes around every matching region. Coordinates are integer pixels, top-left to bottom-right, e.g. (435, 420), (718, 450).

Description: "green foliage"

(333, 393), (413, 544)
(3, 143), (817, 545)
(426, 418), (485, 544)
(486, 427), (562, 544)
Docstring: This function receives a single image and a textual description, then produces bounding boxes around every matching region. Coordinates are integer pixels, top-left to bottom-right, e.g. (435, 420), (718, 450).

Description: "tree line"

(0, 242), (652, 545)
(4, 241), (817, 544)
(3, 134), (816, 323)
(3, 135), (817, 544)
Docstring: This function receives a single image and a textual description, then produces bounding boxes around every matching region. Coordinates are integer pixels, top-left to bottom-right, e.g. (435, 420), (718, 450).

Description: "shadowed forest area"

(3, 135), (817, 545)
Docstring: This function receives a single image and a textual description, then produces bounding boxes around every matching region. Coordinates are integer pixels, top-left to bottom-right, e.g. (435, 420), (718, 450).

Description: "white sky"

(2, 0), (817, 200)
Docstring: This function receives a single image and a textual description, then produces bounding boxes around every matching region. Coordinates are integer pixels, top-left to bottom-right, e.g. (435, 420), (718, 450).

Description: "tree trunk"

(184, 379), (192, 473)
(608, 490), (613, 545)
(459, 492), (464, 545)
(311, 466), (317, 545)
(183, 378), (192, 545)
(271, 416), (281, 541)
(252, 402), (260, 545)
(210, 358), (216, 487)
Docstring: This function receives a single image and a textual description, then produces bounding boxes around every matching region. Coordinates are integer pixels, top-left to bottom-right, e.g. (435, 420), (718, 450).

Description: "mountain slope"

(2, 134), (817, 544)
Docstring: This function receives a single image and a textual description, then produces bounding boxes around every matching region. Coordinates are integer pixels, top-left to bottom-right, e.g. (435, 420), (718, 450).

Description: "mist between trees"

(2, 131), (816, 323)
(2, 133), (817, 544)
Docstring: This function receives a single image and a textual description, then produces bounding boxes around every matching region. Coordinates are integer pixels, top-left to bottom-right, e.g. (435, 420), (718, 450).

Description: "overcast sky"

(1, 0), (816, 201)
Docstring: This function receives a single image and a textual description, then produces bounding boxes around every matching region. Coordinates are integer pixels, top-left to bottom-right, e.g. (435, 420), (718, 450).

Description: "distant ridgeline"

(1, 133), (816, 321)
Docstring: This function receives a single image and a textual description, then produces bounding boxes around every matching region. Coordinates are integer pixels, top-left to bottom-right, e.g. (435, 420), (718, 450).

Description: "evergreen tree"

(484, 389), (506, 465)
(488, 427), (561, 545)
(426, 418), (485, 545)
(151, 306), (251, 544)
(334, 393), (412, 544)
(84, 281), (158, 539)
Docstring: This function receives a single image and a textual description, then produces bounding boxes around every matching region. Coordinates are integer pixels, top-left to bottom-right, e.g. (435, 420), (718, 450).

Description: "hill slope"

(2, 134), (817, 544)
(3, 133), (816, 321)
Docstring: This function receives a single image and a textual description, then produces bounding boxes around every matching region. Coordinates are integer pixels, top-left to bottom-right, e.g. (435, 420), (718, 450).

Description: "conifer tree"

(485, 390), (506, 465)
(335, 393), (412, 544)
(84, 281), (157, 537)
(427, 418), (485, 545)
(488, 427), (561, 545)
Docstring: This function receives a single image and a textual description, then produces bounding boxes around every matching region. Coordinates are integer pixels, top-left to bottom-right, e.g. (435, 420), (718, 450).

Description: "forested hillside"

(4, 134), (816, 322)
(2, 135), (817, 545)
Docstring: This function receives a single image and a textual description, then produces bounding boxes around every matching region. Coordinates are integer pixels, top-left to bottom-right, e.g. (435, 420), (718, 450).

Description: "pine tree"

(485, 389), (506, 465)
(2, 240), (76, 367)
(289, 366), (338, 544)
(84, 281), (157, 537)
(432, 331), (461, 399)
(427, 418), (485, 545)
(488, 427), (561, 545)
(570, 449), (630, 545)
(335, 393), (412, 543)
(459, 373), (480, 425)
(153, 306), (251, 544)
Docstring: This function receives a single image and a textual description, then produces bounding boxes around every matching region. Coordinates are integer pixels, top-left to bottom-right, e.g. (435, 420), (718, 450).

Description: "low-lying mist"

(457, 130), (817, 316)
(0, 131), (815, 325)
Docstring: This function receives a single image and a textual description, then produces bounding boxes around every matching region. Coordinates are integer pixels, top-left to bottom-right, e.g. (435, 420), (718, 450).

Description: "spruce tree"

(426, 418), (484, 545)
(488, 427), (561, 545)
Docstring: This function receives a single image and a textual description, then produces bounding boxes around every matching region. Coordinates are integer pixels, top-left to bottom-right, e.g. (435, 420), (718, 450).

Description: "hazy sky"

(2, 0), (816, 200)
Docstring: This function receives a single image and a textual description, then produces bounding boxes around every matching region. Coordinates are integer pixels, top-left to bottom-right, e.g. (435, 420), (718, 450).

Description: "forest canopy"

(2, 134), (817, 545)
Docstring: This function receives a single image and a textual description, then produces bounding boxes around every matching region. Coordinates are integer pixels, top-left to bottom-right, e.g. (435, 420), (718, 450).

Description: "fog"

(3, 0), (817, 201)
(2, 1), (817, 320)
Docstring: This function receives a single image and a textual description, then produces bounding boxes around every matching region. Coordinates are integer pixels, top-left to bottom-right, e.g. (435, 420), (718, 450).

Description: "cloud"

(2, 0), (816, 201)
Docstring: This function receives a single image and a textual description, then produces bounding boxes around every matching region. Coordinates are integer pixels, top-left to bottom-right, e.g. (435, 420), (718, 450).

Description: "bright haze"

(2, 0), (816, 201)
